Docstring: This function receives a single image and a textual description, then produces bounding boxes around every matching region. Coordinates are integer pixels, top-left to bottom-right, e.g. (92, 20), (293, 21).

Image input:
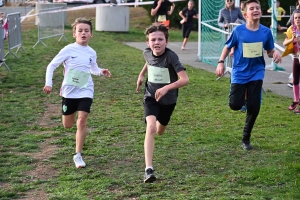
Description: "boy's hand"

(136, 75), (144, 93)
(101, 69), (111, 77)
(273, 50), (282, 64)
(216, 64), (225, 77)
(155, 87), (168, 102)
(43, 86), (52, 94)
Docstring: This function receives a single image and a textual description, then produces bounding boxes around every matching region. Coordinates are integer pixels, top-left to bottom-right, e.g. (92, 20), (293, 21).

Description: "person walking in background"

(179, 0), (198, 50)
(282, 9), (300, 113)
(151, 0), (175, 29)
(43, 17), (111, 168)
(216, 0), (282, 150)
(136, 24), (189, 183)
(267, 0), (287, 31)
(218, 0), (245, 30)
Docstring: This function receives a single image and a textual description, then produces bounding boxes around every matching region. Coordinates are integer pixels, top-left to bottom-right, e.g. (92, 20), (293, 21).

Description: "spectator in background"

(0, 12), (8, 40)
(285, 0), (300, 88)
(179, 0), (198, 50)
(151, 0), (175, 29)
(282, 9), (300, 112)
(218, 0), (245, 30)
(267, 0), (287, 31)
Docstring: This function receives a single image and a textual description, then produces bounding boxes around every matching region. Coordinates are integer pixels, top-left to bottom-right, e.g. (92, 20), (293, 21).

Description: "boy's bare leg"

(156, 121), (166, 135)
(144, 115), (157, 167)
(62, 113), (76, 128)
(75, 111), (88, 153)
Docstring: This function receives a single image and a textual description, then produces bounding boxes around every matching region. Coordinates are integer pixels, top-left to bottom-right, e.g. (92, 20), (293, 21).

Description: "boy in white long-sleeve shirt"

(43, 17), (111, 168)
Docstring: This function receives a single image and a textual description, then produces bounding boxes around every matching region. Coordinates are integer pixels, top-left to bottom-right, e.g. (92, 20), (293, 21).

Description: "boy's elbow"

(184, 78), (190, 86)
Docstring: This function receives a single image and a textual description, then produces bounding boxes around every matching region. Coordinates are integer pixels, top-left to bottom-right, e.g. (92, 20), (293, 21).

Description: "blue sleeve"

(225, 29), (238, 49)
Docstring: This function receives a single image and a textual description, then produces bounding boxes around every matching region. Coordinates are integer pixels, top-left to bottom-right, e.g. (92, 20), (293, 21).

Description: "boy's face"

(244, 2), (262, 21)
(73, 23), (92, 46)
(146, 31), (168, 56)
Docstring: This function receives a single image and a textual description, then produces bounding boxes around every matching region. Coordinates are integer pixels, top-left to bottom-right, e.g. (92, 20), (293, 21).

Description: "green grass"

(0, 17), (299, 200)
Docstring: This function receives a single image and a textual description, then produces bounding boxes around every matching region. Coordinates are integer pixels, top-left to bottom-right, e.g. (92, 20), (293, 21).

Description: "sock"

(145, 166), (153, 171)
(293, 85), (299, 101)
(76, 152), (81, 157)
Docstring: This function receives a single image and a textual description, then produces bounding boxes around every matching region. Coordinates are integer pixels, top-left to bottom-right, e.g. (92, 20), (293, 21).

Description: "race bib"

(148, 65), (170, 84)
(243, 42), (262, 58)
(66, 69), (90, 88)
(158, 15), (166, 22)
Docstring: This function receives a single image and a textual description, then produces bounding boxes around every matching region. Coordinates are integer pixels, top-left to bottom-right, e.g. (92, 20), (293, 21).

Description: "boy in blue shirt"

(216, 0), (282, 150)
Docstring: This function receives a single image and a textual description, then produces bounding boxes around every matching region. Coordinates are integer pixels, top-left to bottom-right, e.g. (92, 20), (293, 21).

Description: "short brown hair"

(244, 0), (261, 11)
(71, 17), (92, 33)
(145, 24), (169, 41)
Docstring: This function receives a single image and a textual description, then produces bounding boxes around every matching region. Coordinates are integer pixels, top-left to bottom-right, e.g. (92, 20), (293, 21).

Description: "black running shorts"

(143, 97), (176, 126)
(61, 97), (93, 115)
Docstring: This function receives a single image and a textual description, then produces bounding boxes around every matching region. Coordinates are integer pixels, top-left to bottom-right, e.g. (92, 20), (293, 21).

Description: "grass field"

(0, 7), (299, 200)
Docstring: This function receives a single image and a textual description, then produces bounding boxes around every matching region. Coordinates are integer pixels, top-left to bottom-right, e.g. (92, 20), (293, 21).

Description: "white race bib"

(243, 42), (262, 58)
(66, 69), (90, 88)
(148, 65), (170, 84)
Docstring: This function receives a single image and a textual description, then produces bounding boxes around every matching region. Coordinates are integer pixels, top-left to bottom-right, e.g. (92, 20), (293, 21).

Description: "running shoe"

(73, 154), (86, 168)
(288, 101), (299, 110)
(144, 168), (156, 183)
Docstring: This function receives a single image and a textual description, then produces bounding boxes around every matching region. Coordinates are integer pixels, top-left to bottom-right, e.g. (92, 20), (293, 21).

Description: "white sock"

(145, 166), (153, 171)
(76, 152), (81, 157)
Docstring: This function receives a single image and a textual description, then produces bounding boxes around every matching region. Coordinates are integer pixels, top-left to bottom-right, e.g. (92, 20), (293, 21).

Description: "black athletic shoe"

(144, 168), (156, 183)
(241, 142), (253, 150)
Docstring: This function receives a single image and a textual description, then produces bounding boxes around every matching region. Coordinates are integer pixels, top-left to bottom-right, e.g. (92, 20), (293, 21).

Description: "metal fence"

(0, 19), (10, 72)
(5, 12), (26, 58)
(33, 6), (67, 48)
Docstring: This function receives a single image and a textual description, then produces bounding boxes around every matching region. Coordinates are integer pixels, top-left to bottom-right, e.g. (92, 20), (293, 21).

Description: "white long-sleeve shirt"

(45, 42), (103, 99)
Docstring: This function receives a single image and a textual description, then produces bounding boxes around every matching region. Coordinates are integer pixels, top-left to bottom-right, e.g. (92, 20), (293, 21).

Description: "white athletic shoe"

(73, 154), (86, 168)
